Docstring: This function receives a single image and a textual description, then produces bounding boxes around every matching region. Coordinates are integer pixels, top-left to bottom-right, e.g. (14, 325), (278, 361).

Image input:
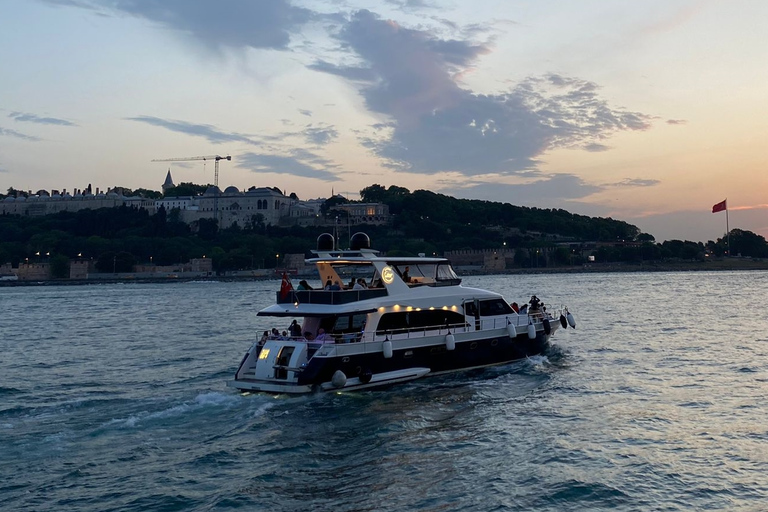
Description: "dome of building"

(3, 196), (15, 202)
(107, 191), (119, 198)
(224, 186), (240, 194)
(27, 195), (38, 202)
(204, 186), (222, 196)
(16, 196), (26, 202)
(51, 194), (62, 199)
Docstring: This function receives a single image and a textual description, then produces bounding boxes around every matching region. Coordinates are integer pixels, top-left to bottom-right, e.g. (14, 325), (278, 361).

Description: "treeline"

(2, 184), (766, 273)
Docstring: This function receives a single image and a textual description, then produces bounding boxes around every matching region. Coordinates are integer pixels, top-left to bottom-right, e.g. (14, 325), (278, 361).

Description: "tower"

(162, 169), (175, 193)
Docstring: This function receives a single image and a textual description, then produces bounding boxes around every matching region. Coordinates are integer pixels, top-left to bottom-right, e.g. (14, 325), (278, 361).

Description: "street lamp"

(275, 253), (280, 268)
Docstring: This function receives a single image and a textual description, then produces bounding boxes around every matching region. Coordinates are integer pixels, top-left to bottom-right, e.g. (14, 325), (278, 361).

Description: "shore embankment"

(2, 258), (767, 287)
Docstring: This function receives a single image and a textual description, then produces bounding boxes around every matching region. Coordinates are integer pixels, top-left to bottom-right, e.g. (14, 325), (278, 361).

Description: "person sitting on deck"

(315, 328), (332, 343)
(297, 280), (312, 290)
(330, 280), (342, 291)
(324, 279), (333, 290)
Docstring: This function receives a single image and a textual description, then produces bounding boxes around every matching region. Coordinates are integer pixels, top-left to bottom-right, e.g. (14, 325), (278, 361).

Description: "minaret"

(162, 168), (175, 193)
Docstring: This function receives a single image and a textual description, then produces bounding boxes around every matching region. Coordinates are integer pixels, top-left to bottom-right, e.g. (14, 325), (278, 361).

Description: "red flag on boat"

(279, 272), (293, 300)
(712, 199), (727, 213)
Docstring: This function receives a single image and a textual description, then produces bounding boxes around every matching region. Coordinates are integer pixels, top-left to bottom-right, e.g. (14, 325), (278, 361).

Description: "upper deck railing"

(275, 288), (389, 305)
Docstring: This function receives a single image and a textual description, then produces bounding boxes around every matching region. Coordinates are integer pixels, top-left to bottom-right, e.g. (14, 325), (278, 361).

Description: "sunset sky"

(1, 0), (766, 243)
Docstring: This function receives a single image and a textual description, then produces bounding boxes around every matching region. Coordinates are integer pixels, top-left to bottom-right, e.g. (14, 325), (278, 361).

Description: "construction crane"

(151, 155), (231, 222)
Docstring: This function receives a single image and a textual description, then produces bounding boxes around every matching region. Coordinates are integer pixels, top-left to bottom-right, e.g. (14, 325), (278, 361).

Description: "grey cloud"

(441, 174), (603, 205)
(314, 10), (653, 177)
(238, 152), (338, 181)
(126, 116), (259, 145)
(666, 119), (687, 125)
(10, 111), (77, 127)
(298, 109), (313, 117)
(583, 143), (611, 152)
(0, 127), (41, 141)
(38, 0), (312, 50)
(607, 178), (661, 187)
(307, 60), (377, 82)
(303, 125), (339, 145)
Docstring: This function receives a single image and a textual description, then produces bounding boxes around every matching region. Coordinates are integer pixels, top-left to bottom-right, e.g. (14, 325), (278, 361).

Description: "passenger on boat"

(304, 331), (315, 341)
(401, 266), (410, 282)
(330, 281), (342, 291)
(353, 278), (366, 290)
(510, 302), (520, 313)
(297, 280), (312, 290)
(324, 279), (333, 290)
(289, 320), (302, 337)
(315, 328), (332, 343)
(259, 330), (269, 345)
(271, 328), (280, 337)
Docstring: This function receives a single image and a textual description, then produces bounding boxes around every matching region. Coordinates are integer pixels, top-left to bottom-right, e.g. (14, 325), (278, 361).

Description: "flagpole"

(726, 198), (730, 256)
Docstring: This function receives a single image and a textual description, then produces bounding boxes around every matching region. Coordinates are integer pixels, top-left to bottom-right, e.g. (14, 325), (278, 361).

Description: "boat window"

(478, 299), (513, 316)
(464, 301), (477, 317)
(436, 264), (459, 280)
(332, 313), (367, 333)
(376, 310), (465, 333)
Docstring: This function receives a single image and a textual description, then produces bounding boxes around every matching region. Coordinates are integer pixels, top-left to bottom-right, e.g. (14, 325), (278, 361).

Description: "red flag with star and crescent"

(712, 199), (727, 213)
(279, 272), (293, 300)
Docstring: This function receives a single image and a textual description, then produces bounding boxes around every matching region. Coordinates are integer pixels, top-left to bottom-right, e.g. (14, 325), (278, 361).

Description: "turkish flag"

(279, 272), (293, 300)
(712, 199), (727, 213)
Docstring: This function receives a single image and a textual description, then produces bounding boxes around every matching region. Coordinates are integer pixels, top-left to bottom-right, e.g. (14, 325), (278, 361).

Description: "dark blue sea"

(2, 271), (768, 511)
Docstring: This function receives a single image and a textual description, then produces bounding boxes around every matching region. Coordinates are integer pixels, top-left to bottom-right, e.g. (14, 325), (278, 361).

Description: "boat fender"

(360, 368), (372, 384)
(543, 317), (551, 335)
(383, 339), (393, 359)
(445, 333), (456, 351)
(566, 311), (576, 328)
(527, 323), (536, 340)
(559, 314), (568, 328)
(507, 322), (516, 338)
(331, 370), (347, 388)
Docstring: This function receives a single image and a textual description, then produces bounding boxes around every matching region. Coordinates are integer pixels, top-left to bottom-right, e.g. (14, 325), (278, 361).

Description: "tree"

(163, 182), (210, 197)
(50, 254), (70, 279)
(95, 251), (135, 273)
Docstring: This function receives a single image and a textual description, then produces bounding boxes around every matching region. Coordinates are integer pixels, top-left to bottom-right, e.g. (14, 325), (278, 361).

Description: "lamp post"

(275, 253), (280, 269)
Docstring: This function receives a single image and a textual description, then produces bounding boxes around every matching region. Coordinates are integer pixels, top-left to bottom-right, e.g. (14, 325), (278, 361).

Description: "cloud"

(442, 173), (603, 205)
(0, 127), (41, 141)
(312, 10), (653, 177)
(302, 125), (339, 146)
(38, 0), (313, 50)
(298, 109), (313, 117)
(238, 151), (339, 181)
(666, 119), (687, 125)
(127, 115), (259, 145)
(583, 143), (611, 152)
(9, 111), (77, 126)
(605, 178), (661, 187)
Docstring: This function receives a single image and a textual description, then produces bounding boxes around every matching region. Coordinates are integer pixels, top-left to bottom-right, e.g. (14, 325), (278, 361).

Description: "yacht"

(227, 233), (574, 394)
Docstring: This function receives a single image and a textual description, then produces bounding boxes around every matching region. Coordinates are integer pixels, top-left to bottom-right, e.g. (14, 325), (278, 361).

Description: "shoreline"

(2, 259), (767, 287)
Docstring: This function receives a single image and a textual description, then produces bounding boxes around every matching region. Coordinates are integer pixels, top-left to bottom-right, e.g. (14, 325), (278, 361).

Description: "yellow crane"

(151, 155), (231, 222)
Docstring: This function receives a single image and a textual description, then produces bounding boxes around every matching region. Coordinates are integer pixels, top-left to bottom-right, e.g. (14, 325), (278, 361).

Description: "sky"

(1, 0), (767, 243)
